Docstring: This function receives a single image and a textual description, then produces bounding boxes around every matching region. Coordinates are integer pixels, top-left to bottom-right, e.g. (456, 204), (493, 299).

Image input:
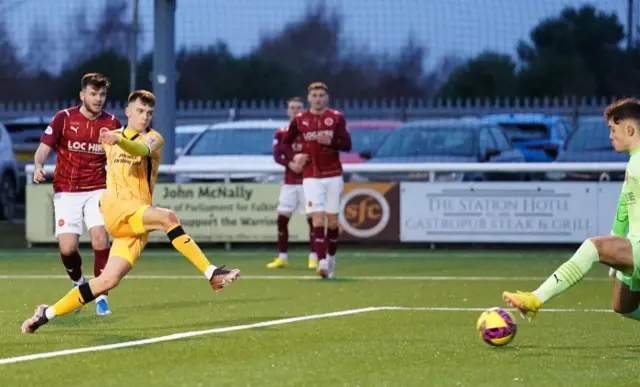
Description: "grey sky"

(2, 0), (635, 73)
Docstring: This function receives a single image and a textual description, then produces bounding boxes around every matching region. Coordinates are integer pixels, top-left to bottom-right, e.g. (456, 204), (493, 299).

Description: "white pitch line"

(0, 305), (613, 366)
(0, 307), (383, 365)
(385, 306), (613, 313)
(0, 274), (611, 281)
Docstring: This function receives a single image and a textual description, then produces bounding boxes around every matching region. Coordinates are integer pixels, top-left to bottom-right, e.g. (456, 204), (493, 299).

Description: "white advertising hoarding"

(400, 182), (623, 243)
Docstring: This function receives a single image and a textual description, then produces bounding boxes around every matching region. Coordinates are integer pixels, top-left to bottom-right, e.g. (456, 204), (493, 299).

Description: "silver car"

(174, 120), (289, 183)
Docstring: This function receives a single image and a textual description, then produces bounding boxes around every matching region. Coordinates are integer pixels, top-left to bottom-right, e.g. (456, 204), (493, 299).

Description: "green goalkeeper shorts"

(617, 237), (640, 291)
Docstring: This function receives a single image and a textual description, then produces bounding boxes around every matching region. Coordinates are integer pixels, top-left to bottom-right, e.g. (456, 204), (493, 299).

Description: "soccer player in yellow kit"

(22, 90), (240, 333)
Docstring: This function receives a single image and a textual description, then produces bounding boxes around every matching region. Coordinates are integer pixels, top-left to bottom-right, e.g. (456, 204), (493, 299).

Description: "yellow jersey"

(102, 127), (164, 205)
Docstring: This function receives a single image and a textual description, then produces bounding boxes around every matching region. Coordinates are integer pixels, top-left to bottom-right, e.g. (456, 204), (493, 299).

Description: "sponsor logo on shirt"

(302, 130), (333, 141)
(66, 141), (105, 154)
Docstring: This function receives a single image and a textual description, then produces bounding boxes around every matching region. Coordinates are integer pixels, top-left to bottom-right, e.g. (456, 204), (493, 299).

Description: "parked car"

(175, 124), (210, 157)
(546, 116), (627, 182)
(3, 116), (52, 194)
(0, 122), (19, 220)
(341, 120), (401, 164)
(357, 118), (526, 182)
(174, 120), (288, 182)
(482, 114), (574, 162)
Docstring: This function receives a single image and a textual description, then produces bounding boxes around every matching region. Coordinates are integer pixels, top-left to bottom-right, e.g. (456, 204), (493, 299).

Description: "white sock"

(309, 253), (317, 260)
(278, 253), (288, 260)
(74, 276), (86, 286)
(45, 307), (56, 320)
(96, 295), (108, 303)
(204, 265), (217, 280)
(327, 254), (335, 261)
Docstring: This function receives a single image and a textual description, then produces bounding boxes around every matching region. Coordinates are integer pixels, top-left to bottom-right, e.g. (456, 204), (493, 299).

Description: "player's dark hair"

(287, 96), (303, 105)
(128, 90), (156, 107)
(81, 73), (110, 90)
(307, 82), (328, 93)
(605, 98), (640, 124)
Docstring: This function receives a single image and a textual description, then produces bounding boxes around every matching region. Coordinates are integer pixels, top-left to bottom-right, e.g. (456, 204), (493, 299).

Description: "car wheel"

(0, 172), (16, 221)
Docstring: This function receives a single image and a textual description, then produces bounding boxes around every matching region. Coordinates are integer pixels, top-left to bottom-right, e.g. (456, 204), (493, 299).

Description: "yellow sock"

(167, 225), (212, 275)
(51, 283), (96, 316)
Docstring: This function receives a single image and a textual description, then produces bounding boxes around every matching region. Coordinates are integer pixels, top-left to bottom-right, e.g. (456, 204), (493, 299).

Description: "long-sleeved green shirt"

(612, 147), (640, 237)
(611, 190), (629, 237)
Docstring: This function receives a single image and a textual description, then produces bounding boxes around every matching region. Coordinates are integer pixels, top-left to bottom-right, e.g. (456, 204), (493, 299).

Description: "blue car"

(482, 114), (574, 162)
(547, 116), (628, 182)
(358, 118), (526, 182)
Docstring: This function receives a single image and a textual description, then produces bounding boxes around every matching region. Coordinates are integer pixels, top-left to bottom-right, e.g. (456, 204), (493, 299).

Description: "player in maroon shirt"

(267, 97), (317, 270)
(33, 73), (121, 315)
(280, 82), (352, 279)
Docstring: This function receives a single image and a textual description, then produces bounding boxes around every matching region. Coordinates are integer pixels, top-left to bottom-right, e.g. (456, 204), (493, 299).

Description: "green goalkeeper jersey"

(612, 147), (640, 238)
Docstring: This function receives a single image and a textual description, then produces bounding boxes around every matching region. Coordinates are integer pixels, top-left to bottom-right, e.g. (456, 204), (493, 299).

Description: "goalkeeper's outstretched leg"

(503, 236), (636, 320)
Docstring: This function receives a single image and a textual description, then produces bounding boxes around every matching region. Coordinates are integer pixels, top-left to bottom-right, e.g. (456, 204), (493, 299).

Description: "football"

(476, 307), (517, 347)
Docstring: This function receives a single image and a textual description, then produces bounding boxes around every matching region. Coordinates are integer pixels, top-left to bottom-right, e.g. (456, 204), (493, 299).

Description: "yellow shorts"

(100, 198), (150, 266)
(110, 234), (149, 266)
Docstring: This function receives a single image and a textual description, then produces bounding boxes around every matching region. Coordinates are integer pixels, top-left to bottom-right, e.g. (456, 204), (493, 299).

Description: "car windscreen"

(566, 121), (612, 151)
(176, 132), (198, 149)
(348, 128), (394, 152)
(498, 123), (549, 142)
(375, 126), (476, 157)
(185, 128), (275, 156)
(4, 123), (47, 145)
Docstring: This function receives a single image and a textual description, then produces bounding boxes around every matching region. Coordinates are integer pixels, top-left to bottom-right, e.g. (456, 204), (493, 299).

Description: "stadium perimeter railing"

(24, 162), (629, 182)
(24, 163), (628, 247)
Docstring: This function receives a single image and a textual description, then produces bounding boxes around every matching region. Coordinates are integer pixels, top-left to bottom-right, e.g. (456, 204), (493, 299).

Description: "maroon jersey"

(273, 127), (304, 185)
(40, 106), (121, 193)
(281, 109), (351, 179)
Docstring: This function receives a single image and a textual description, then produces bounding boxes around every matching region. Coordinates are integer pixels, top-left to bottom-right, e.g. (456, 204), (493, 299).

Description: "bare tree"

(256, 2), (343, 91)
(24, 22), (54, 75)
(94, 0), (133, 57)
(376, 33), (429, 99)
(0, 19), (24, 100)
(62, 0), (136, 69)
(63, 6), (93, 68)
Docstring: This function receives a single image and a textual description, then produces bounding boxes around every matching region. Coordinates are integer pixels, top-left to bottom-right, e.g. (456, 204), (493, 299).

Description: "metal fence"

(0, 97), (616, 124)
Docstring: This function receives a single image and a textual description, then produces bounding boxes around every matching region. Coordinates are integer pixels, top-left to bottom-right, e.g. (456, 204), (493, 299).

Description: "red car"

(340, 120), (401, 164)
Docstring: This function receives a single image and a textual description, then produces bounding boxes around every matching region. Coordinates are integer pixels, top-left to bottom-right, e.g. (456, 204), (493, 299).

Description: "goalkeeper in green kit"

(503, 98), (640, 321)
